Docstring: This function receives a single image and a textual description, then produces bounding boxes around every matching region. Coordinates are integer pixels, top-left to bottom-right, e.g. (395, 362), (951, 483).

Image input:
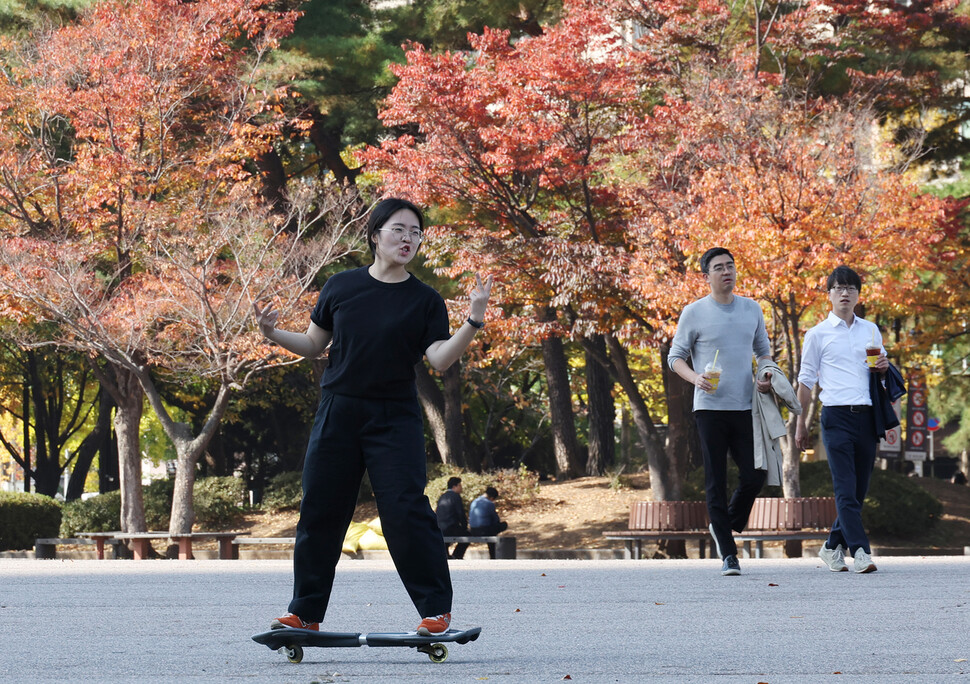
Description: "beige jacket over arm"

(752, 359), (802, 487)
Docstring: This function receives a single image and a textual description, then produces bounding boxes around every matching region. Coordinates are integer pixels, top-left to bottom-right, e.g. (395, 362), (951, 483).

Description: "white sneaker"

(853, 548), (877, 574)
(818, 544), (848, 572)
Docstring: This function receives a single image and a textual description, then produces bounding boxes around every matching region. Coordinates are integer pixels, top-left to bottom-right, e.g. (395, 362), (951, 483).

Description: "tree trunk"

(66, 390), (114, 501)
(601, 335), (678, 500)
(782, 384), (818, 497)
(136, 376), (233, 535)
(442, 362), (465, 468)
(415, 361), (465, 467)
(782, 418), (801, 498)
(99, 427), (120, 494)
(307, 109), (361, 185)
(112, 369), (147, 533)
(661, 344), (700, 486)
(541, 332), (582, 479)
(22, 382), (30, 492)
(584, 334), (615, 476)
(170, 435), (197, 535)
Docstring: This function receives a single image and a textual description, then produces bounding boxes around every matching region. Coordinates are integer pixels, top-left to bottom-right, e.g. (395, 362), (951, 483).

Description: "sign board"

(904, 372), (927, 461)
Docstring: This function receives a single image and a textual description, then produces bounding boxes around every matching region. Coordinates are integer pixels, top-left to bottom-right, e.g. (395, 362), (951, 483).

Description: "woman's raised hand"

(468, 274), (493, 322)
(252, 301), (279, 337)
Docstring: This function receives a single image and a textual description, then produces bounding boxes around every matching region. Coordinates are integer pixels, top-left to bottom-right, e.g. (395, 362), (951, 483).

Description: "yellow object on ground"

(342, 517), (387, 553)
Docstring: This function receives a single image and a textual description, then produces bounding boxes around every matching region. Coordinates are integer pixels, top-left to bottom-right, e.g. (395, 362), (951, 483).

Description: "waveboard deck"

(252, 626), (482, 663)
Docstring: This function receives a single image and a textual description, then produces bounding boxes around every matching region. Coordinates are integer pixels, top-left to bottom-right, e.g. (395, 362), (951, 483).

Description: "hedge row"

(59, 476), (245, 537)
(0, 492), (62, 551)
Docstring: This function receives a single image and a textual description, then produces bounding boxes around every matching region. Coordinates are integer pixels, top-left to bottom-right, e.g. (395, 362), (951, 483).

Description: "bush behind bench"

(0, 492), (61, 551)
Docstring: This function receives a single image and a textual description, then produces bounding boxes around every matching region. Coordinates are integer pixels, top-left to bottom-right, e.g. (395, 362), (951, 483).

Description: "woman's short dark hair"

(826, 265), (862, 291)
(700, 247), (734, 274)
(367, 198), (424, 256)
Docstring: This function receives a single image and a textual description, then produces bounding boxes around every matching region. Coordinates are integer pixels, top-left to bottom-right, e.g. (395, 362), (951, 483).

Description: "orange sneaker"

(270, 613), (319, 631)
(416, 612), (451, 636)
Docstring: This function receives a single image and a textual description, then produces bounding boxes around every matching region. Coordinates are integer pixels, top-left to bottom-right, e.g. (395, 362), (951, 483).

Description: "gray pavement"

(1, 555), (968, 682)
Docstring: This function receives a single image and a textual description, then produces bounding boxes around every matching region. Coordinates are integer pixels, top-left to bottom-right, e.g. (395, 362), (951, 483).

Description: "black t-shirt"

(310, 266), (451, 399)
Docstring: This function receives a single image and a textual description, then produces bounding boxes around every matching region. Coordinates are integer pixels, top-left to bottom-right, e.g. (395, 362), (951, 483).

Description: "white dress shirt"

(798, 312), (884, 406)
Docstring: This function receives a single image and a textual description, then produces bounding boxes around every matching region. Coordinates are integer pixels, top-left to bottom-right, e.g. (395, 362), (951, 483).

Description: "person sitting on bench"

(468, 486), (508, 559)
(436, 477), (469, 559)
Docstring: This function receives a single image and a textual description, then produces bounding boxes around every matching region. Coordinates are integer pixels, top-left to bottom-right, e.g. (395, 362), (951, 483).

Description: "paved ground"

(1, 556), (968, 682)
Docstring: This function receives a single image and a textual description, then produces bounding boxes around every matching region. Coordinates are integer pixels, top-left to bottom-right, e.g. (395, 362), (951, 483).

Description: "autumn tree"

(365, 2), (695, 492)
(644, 75), (955, 494)
(0, 0), (363, 534)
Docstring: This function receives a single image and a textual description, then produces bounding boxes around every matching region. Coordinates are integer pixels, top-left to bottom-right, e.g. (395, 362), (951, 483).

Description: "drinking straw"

(712, 349), (719, 368)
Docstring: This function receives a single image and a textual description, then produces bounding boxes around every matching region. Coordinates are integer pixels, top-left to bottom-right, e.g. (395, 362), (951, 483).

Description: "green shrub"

(60, 491), (121, 537)
(0, 492), (62, 550)
(193, 476), (244, 527)
(60, 475), (247, 534)
(262, 471), (303, 511)
(863, 469), (943, 538)
(144, 478), (175, 530)
(796, 461), (835, 497)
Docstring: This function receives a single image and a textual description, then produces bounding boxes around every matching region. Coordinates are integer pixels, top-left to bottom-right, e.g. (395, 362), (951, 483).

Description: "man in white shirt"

(795, 266), (888, 574)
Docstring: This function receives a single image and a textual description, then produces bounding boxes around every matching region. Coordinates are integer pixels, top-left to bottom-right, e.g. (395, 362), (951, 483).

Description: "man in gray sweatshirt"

(669, 247), (773, 575)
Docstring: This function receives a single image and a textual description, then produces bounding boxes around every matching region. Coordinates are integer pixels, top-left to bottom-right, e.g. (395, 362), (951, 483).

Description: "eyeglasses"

(830, 285), (859, 294)
(379, 227), (424, 242)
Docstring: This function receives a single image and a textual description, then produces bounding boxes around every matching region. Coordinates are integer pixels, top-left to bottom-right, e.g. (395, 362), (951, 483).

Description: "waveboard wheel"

(428, 643), (448, 663)
(282, 644), (303, 663)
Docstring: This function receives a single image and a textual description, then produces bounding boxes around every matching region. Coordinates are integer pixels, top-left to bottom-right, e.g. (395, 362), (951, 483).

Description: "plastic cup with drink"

(865, 330), (881, 371)
(704, 349), (722, 394)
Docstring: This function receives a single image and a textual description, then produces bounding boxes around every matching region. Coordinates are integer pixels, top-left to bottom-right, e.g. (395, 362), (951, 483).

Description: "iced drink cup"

(704, 361), (722, 394)
(866, 346), (880, 370)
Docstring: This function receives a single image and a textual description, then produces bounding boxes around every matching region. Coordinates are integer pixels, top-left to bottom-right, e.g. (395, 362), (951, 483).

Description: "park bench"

(735, 496), (837, 558)
(442, 535), (517, 559)
(602, 501), (711, 560)
(77, 531), (239, 560)
(229, 537), (296, 559)
(603, 497), (838, 559)
(34, 537), (101, 559)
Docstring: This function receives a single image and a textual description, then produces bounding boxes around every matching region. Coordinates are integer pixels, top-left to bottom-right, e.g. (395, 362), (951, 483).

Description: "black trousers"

(288, 390), (452, 622)
(694, 410), (766, 558)
(820, 406), (877, 555)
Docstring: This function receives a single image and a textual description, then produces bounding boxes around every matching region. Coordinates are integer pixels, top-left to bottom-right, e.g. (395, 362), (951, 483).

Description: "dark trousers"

(288, 390), (452, 622)
(820, 405), (877, 555)
(694, 410), (766, 558)
(440, 524), (469, 560)
(470, 522), (508, 559)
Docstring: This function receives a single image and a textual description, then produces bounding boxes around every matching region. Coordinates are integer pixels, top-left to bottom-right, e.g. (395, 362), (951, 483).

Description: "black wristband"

(466, 317), (485, 329)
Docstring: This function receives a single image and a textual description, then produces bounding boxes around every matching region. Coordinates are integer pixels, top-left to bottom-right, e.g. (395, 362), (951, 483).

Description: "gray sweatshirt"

(668, 294), (771, 411)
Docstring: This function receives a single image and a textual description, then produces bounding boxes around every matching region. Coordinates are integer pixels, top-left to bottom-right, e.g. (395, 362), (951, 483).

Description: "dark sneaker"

(721, 554), (741, 576)
(271, 613), (319, 631)
(416, 612), (451, 636)
(819, 543), (848, 572)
